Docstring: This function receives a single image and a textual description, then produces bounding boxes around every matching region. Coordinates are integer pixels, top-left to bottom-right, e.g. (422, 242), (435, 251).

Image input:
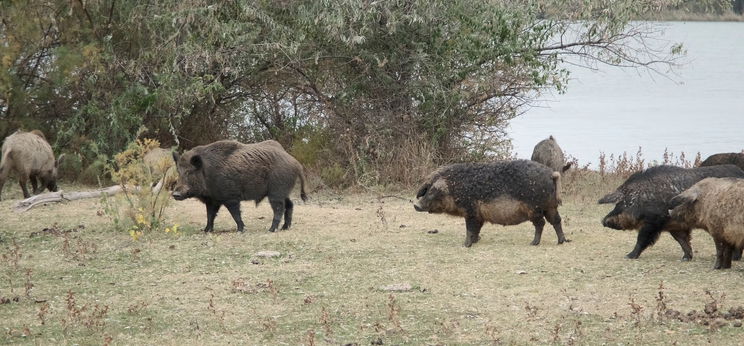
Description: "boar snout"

(413, 203), (425, 212)
(172, 191), (186, 201)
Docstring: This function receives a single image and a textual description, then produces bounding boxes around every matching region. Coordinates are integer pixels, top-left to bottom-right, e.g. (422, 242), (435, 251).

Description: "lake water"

(508, 21), (744, 167)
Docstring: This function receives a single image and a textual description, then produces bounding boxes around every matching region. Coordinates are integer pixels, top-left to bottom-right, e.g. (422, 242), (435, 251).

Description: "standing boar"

(531, 135), (572, 173)
(413, 160), (569, 247)
(699, 152), (744, 171)
(171, 139), (307, 233)
(669, 177), (744, 269)
(598, 165), (744, 260)
(143, 147), (177, 190)
(0, 130), (65, 200)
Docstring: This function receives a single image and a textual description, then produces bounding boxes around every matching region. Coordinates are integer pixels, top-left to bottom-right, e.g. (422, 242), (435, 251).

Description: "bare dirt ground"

(2, 181), (744, 345)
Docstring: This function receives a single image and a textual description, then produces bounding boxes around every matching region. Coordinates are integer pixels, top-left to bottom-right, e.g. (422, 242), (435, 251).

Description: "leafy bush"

(102, 138), (177, 240)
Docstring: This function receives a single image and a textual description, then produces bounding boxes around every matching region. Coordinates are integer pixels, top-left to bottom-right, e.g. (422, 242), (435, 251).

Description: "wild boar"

(413, 160), (569, 247)
(143, 147), (177, 190)
(171, 139), (307, 233)
(669, 177), (744, 269)
(0, 130), (65, 200)
(699, 152), (744, 171)
(598, 164), (744, 261)
(531, 135), (572, 173)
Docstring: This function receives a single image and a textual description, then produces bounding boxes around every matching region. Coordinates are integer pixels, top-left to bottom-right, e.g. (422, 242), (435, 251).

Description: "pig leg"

(722, 241), (734, 269)
(464, 217), (483, 247)
(281, 198), (293, 230)
(30, 174), (39, 194)
(714, 239), (725, 269)
(267, 198), (286, 233)
(668, 229), (693, 261)
(733, 246), (743, 261)
(626, 219), (664, 259)
(18, 176), (31, 198)
(545, 208), (569, 244)
(203, 201), (221, 232)
(530, 216), (545, 246)
(224, 201), (245, 233)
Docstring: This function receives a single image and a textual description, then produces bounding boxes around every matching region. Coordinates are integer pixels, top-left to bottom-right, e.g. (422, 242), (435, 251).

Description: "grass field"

(2, 175), (744, 345)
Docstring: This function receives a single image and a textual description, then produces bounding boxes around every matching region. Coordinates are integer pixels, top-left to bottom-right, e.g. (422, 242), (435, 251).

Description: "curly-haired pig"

(413, 160), (569, 247)
(669, 177), (744, 269)
(599, 165), (744, 261)
(172, 139), (307, 233)
(531, 135), (572, 173)
(0, 130), (65, 200)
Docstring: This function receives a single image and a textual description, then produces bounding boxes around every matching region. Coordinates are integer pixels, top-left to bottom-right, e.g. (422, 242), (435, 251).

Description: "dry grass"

(2, 180), (744, 345)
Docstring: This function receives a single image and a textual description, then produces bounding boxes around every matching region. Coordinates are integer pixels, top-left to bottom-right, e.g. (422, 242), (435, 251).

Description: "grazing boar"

(531, 135), (572, 173)
(171, 139), (307, 233)
(669, 177), (744, 269)
(699, 152), (744, 171)
(598, 165), (744, 260)
(0, 130), (65, 200)
(413, 160), (569, 247)
(143, 147), (177, 190)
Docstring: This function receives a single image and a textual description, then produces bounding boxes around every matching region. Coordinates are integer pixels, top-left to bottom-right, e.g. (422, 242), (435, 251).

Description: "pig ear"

(598, 191), (622, 204)
(172, 151), (180, 164)
(669, 191), (698, 209)
(55, 153), (66, 168)
(190, 155), (203, 169)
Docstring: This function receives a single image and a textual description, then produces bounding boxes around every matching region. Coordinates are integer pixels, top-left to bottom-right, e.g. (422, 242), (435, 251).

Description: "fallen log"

(13, 179), (164, 212)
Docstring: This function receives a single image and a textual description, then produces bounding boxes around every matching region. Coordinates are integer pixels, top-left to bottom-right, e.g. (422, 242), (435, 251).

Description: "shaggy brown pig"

(669, 177), (744, 269)
(699, 152), (744, 171)
(143, 147), (177, 190)
(599, 165), (744, 261)
(531, 135), (571, 173)
(0, 130), (65, 200)
(414, 160), (569, 247)
(172, 140), (307, 233)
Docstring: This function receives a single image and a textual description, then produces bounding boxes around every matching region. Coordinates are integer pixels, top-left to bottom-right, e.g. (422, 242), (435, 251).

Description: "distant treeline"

(0, 0), (688, 186)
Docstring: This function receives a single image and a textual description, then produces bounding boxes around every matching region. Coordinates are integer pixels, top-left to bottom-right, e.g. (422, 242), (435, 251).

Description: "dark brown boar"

(598, 164), (744, 261)
(531, 136), (571, 173)
(414, 160), (569, 247)
(0, 130), (65, 200)
(669, 177), (744, 269)
(699, 152), (744, 171)
(171, 139), (307, 233)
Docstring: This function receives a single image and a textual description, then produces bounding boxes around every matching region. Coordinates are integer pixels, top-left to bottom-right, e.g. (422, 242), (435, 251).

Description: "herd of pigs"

(2, 130), (744, 270)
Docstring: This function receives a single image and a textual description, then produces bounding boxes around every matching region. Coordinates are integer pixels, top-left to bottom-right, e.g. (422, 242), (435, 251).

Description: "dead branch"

(13, 179), (164, 212)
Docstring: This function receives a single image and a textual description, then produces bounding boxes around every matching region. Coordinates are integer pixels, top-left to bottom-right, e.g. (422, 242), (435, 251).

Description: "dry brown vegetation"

(2, 169), (744, 344)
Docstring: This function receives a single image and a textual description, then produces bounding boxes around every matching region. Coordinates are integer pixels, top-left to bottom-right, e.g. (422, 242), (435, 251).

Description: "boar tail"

(299, 166), (308, 202)
(552, 171), (562, 205)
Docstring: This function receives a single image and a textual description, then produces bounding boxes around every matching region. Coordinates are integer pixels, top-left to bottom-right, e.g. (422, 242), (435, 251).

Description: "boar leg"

(463, 217), (483, 247)
(281, 198), (293, 230)
(530, 217), (545, 246)
(545, 208), (569, 244)
(668, 229), (693, 261)
(203, 201), (221, 232)
(626, 219), (664, 259)
(267, 198), (286, 233)
(224, 201), (245, 233)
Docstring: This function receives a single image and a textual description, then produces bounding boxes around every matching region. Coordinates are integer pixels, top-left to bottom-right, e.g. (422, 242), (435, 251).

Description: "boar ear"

(190, 155), (203, 169)
(598, 191), (622, 204)
(416, 184), (430, 198)
(172, 151), (180, 164)
(55, 153), (66, 168)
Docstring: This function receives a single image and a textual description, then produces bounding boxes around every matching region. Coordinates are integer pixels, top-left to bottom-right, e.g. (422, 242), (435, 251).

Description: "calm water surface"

(508, 21), (744, 166)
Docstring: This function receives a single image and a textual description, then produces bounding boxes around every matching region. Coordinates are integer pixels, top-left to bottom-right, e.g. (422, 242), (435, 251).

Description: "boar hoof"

(463, 241), (473, 248)
(681, 256), (691, 262)
(625, 252), (640, 259)
(558, 238), (571, 244)
(530, 240), (540, 246)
